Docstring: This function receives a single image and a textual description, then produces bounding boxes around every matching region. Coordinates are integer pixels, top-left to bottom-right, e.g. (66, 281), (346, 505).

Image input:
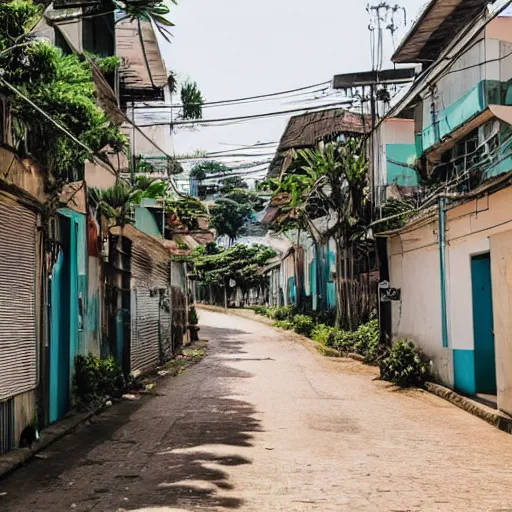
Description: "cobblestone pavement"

(2, 309), (512, 512)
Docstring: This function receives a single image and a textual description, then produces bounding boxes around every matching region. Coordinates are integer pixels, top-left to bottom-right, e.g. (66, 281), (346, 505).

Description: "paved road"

(2, 309), (512, 511)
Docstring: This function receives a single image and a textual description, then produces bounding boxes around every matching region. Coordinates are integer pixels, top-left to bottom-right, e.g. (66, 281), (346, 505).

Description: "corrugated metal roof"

(277, 108), (370, 152)
(116, 18), (167, 94)
(392, 0), (488, 64)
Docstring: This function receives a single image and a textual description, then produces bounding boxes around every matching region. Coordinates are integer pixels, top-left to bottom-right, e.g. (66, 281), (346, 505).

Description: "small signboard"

(379, 281), (401, 302)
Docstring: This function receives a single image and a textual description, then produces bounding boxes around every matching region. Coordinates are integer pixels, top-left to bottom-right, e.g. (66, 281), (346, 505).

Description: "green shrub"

(380, 340), (429, 388)
(292, 314), (314, 337)
(73, 354), (125, 406)
(273, 319), (294, 330)
(330, 330), (355, 351)
(310, 324), (336, 345)
(352, 320), (381, 363)
(250, 305), (269, 317)
(272, 305), (295, 321)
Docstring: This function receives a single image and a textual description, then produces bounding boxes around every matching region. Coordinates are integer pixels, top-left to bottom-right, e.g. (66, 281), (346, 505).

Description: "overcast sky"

(161, 0), (428, 172)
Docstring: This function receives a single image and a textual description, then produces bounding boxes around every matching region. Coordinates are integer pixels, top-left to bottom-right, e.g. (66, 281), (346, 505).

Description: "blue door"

(471, 253), (496, 394)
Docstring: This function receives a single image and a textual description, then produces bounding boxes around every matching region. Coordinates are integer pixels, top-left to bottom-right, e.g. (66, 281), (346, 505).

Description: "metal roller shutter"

(0, 201), (37, 400)
(131, 287), (160, 373)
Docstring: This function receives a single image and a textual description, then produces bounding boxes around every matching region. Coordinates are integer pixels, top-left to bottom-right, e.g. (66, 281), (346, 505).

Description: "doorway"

(471, 253), (497, 395)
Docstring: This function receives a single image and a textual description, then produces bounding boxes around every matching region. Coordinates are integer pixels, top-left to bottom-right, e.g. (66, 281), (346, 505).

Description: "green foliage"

(210, 197), (253, 242)
(292, 314), (314, 337)
(330, 330), (355, 352)
(190, 161), (229, 181)
(352, 320), (380, 363)
(224, 189), (266, 212)
(271, 305), (295, 321)
(166, 197), (207, 230)
(181, 80), (204, 120)
(73, 354), (125, 406)
(189, 306), (198, 325)
(0, 2), (126, 188)
(89, 181), (142, 225)
(96, 55), (121, 74)
(310, 324), (336, 345)
(273, 319), (294, 330)
(220, 176), (248, 194)
(134, 176), (167, 198)
(380, 340), (429, 388)
(194, 243), (276, 291)
(250, 305), (270, 317)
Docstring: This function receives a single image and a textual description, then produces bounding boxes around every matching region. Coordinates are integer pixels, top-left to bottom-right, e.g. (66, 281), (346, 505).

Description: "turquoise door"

(50, 225), (71, 423)
(49, 214), (81, 423)
(471, 253), (496, 394)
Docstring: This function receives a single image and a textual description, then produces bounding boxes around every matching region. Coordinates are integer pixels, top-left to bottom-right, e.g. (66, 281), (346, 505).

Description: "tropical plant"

(180, 80), (204, 120)
(380, 340), (429, 388)
(271, 305), (295, 321)
(263, 140), (370, 329)
(0, 1), (127, 192)
(210, 197), (253, 243)
(89, 181), (143, 226)
(273, 319), (294, 330)
(220, 176), (248, 194)
(292, 314), (314, 337)
(166, 197), (207, 231)
(193, 243), (276, 307)
(190, 161), (230, 181)
(310, 324), (336, 345)
(73, 354), (125, 407)
(224, 189), (266, 212)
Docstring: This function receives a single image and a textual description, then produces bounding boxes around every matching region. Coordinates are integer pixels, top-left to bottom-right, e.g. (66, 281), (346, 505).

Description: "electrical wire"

(134, 86), (332, 110)
(138, 100), (354, 127)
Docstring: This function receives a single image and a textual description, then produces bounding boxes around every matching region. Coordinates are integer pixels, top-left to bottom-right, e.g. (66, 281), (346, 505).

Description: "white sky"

(160, 0), (428, 170)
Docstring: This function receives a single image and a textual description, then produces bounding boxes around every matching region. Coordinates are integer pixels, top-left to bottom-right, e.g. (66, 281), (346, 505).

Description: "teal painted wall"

(422, 80), (509, 151)
(386, 144), (418, 187)
(135, 206), (162, 236)
(49, 210), (87, 423)
(453, 349), (476, 396)
(310, 258), (318, 311)
(287, 276), (296, 305)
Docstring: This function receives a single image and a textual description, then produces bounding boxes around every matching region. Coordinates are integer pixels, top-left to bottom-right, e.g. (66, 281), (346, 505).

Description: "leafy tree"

(220, 176), (247, 194)
(180, 81), (204, 120)
(0, 1), (126, 195)
(264, 140), (370, 329)
(190, 161), (230, 181)
(210, 197), (253, 244)
(194, 243), (276, 307)
(224, 189), (266, 212)
(166, 196), (207, 231)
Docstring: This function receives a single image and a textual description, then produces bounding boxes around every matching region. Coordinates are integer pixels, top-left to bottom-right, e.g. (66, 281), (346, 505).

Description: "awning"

(426, 104), (512, 163)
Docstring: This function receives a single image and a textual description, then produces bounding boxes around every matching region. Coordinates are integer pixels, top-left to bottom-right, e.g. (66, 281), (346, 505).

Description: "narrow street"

(2, 310), (512, 512)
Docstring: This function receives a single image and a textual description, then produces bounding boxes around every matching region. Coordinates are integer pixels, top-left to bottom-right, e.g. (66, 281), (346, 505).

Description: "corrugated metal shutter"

(0, 201), (37, 401)
(131, 287), (160, 373)
(130, 244), (170, 374)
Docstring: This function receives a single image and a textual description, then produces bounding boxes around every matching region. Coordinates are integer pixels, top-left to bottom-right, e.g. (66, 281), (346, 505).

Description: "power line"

(136, 81), (332, 111)
(134, 86), (332, 111)
(138, 100), (354, 127)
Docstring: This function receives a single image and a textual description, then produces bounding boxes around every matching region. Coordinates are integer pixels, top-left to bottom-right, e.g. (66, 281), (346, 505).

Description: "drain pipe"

(438, 196), (449, 348)
(438, 193), (460, 349)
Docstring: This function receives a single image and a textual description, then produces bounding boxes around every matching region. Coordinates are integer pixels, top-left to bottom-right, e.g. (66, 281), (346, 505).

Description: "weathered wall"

(389, 185), (512, 399)
(388, 221), (452, 384)
(0, 148), (46, 203)
(490, 230), (512, 415)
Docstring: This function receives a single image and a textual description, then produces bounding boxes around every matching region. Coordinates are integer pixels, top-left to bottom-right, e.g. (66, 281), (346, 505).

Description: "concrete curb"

(425, 382), (512, 434)
(0, 408), (100, 480)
